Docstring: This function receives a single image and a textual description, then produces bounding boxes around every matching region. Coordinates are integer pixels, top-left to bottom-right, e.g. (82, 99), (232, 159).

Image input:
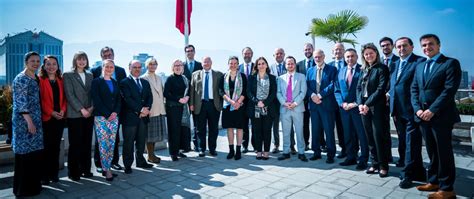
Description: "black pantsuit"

(42, 118), (65, 180)
(13, 149), (43, 197)
(67, 117), (94, 177)
(196, 101), (220, 153)
(360, 104), (390, 169)
(166, 105), (186, 156)
(252, 116), (273, 152)
(395, 117), (425, 180)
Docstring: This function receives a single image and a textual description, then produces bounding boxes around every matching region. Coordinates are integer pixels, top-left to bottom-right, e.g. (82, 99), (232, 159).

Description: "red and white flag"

(175, 0), (192, 35)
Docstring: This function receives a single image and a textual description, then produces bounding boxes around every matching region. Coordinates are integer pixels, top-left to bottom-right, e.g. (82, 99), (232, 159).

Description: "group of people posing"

(11, 33), (461, 199)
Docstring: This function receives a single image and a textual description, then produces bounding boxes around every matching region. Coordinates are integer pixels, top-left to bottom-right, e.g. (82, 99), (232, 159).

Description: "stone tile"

(287, 190), (329, 199)
(347, 183), (392, 198)
(245, 187), (280, 198)
(335, 192), (369, 199)
(304, 183), (345, 197)
(205, 188), (232, 198)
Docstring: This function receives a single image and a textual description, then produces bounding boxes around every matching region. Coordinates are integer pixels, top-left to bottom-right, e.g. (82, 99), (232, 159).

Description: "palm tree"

(309, 10), (368, 47)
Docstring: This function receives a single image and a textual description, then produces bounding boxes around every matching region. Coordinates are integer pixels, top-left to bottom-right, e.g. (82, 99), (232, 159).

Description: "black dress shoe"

(290, 147), (297, 155)
(379, 170), (389, 178)
(395, 161), (405, 168)
(178, 152), (187, 158)
(209, 151), (218, 156)
(339, 159), (357, 166)
(272, 147), (280, 154)
(50, 176), (59, 183)
(277, 153), (291, 160)
(366, 167), (378, 174)
(198, 152), (206, 157)
(399, 178), (413, 189)
(82, 172), (94, 178)
(321, 146), (328, 152)
(111, 163), (123, 170)
(124, 168), (132, 174)
(68, 176), (80, 181)
(336, 153), (347, 159)
(309, 154), (322, 161)
(137, 163), (153, 169)
(242, 147), (249, 153)
(171, 155), (179, 161)
(298, 154), (308, 162)
(326, 157), (335, 164)
(256, 156), (263, 160)
(356, 162), (368, 170)
(262, 156), (269, 160)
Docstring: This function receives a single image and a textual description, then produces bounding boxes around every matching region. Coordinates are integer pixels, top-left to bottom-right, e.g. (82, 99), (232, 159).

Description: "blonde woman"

(141, 58), (167, 163)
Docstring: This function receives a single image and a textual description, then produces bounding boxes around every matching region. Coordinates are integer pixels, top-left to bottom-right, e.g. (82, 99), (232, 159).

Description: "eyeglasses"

(185, 50), (194, 53)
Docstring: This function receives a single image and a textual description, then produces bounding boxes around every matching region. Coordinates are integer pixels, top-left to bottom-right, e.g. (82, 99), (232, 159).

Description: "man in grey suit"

(269, 48), (295, 153)
(295, 43), (315, 152)
(189, 57), (223, 157)
(277, 56), (308, 162)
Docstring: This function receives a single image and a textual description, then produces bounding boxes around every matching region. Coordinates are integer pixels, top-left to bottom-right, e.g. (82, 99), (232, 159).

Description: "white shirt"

(201, 69), (214, 100)
(78, 71), (86, 85)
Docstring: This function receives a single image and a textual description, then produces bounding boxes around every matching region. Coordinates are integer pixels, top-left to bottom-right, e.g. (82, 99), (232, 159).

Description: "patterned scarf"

(181, 75), (191, 128)
(223, 71), (243, 111)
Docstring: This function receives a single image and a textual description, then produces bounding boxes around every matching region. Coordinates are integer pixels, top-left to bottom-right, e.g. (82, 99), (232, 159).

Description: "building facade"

(133, 53), (153, 75)
(0, 31), (63, 85)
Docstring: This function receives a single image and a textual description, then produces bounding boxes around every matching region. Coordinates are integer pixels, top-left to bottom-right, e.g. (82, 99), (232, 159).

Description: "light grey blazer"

(276, 72), (307, 113)
(63, 71), (93, 118)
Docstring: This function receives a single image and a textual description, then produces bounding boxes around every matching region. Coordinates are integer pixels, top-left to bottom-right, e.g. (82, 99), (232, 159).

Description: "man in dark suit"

(411, 34), (461, 198)
(296, 43), (316, 153)
(389, 37), (427, 189)
(334, 48), (368, 170)
(238, 47), (255, 153)
(327, 43), (347, 159)
(91, 46), (127, 172)
(380, 37), (399, 164)
(189, 57), (223, 157)
(183, 44), (203, 152)
(120, 60), (154, 174)
(307, 49), (338, 164)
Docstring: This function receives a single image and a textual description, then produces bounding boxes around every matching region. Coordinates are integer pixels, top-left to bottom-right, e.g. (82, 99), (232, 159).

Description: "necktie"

(135, 78), (142, 92)
(424, 59), (433, 85)
(189, 61), (194, 72)
(384, 58), (389, 66)
(246, 64), (250, 77)
(396, 61), (406, 80)
(317, 67), (322, 93)
(338, 60), (343, 69)
(204, 71), (209, 100)
(347, 67), (353, 87)
(306, 60), (311, 68)
(278, 63), (282, 75)
(286, 74), (293, 102)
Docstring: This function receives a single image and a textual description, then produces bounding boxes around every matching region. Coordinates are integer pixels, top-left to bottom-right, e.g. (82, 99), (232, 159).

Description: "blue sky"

(1, 0), (473, 75)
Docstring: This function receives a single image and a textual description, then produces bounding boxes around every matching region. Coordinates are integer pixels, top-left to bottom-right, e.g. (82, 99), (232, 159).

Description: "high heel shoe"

(256, 152), (262, 160)
(366, 167), (378, 174)
(379, 170), (388, 178)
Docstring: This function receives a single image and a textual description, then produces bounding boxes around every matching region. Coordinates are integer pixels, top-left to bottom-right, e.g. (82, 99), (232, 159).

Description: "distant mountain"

(63, 40), (238, 75)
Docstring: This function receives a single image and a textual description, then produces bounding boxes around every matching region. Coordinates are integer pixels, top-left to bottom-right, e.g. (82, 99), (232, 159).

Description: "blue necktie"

(204, 72), (209, 100)
(189, 61), (194, 72)
(278, 63), (282, 75)
(397, 61), (406, 80)
(338, 60), (343, 69)
(135, 78), (142, 92)
(423, 59), (433, 85)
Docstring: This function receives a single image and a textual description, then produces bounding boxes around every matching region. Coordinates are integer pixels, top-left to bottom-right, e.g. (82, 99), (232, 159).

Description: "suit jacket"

(91, 65), (127, 82)
(247, 74), (278, 118)
(356, 63), (389, 109)
(411, 54), (461, 124)
(384, 55), (400, 92)
(389, 54), (426, 119)
(39, 77), (67, 121)
(91, 77), (121, 117)
(296, 58), (315, 76)
(184, 60), (203, 81)
(141, 72), (166, 116)
(306, 64), (338, 111)
(334, 64), (362, 107)
(239, 62), (255, 77)
(63, 71), (93, 118)
(270, 62), (287, 77)
(276, 72), (307, 113)
(327, 59), (347, 71)
(120, 76), (153, 126)
(189, 69), (224, 115)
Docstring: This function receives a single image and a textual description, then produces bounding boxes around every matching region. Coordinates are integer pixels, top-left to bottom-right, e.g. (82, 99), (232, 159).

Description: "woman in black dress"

(247, 57), (277, 160)
(356, 43), (390, 177)
(164, 59), (190, 161)
(219, 56), (247, 160)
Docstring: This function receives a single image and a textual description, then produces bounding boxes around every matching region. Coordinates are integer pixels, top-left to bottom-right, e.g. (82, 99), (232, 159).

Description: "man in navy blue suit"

(389, 37), (427, 189)
(411, 34), (461, 198)
(91, 46), (127, 172)
(120, 60), (154, 174)
(238, 47), (255, 153)
(327, 43), (347, 159)
(307, 49), (338, 164)
(334, 48), (368, 170)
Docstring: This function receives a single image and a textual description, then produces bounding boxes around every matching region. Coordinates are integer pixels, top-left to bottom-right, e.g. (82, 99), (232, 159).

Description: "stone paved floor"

(1, 130), (473, 199)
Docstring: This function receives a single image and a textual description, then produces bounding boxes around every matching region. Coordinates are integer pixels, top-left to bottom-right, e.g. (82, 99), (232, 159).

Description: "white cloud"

(436, 8), (456, 15)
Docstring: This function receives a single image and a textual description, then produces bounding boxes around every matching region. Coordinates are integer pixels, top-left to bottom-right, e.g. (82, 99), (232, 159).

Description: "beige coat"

(141, 72), (166, 116)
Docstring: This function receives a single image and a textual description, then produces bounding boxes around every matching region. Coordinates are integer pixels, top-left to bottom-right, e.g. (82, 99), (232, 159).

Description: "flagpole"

(184, 0), (189, 47)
